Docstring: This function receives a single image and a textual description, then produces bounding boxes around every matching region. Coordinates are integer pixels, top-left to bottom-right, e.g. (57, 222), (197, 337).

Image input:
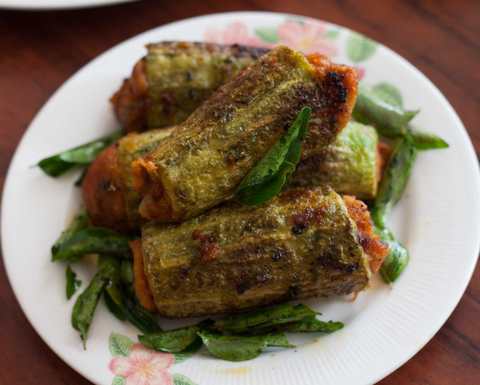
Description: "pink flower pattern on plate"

(203, 20), (337, 56)
(109, 343), (174, 385)
(276, 20), (337, 55)
(204, 21), (266, 47)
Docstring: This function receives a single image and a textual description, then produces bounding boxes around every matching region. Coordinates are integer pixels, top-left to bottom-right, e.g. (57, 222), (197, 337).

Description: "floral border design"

(204, 19), (339, 56)
(108, 333), (197, 385)
(204, 18), (379, 80)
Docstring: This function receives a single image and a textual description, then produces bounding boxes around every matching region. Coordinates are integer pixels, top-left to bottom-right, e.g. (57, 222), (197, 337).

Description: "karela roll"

(137, 188), (387, 318)
(111, 41), (268, 132)
(83, 122), (380, 232)
(83, 128), (173, 232)
(290, 121), (380, 199)
(132, 46), (358, 222)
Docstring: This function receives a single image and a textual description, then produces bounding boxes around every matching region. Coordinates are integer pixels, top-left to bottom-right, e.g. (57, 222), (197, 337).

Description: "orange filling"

(130, 239), (156, 312)
(343, 195), (389, 273)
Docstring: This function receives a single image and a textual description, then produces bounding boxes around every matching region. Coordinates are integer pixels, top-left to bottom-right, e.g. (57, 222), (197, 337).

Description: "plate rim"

(2, 11), (480, 385)
(0, 0), (136, 11)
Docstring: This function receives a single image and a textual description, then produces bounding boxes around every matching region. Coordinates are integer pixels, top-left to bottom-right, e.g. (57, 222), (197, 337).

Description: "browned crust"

(110, 59), (149, 132)
(304, 53), (358, 155)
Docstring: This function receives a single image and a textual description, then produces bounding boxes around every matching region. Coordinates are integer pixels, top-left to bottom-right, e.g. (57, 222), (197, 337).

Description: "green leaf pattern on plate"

(371, 82), (403, 107)
(108, 333), (199, 384)
(255, 27), (279, 43)
(346, 32), (377, 63)
(109, 333), (134, 357)
(325, 29), (340, 39)
(173, 352), (192, 364)
(173, 373), (198, 385)
(111, 375), (125, 385)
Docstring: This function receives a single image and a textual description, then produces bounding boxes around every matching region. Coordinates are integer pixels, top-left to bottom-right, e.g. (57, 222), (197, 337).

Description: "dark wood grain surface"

(0, 0), (478, 384)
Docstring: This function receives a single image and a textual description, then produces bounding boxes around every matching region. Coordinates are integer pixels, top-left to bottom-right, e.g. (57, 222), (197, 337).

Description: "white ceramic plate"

(2, 11), (479, 385)
(0, 0), (135, 10)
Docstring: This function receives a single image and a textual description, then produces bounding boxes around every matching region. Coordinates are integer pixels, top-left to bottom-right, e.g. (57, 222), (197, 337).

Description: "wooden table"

(0, 1), (478, 384)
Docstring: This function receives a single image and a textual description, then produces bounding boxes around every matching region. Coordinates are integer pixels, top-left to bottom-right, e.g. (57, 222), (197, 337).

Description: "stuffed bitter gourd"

(82, 129), (173, 232)
(132, 46), (358, 222)
(139, 188), (383, 318)
(111, 42), (268, 132)
(290, 121), (380, 199)
(83, 122), (379, 231)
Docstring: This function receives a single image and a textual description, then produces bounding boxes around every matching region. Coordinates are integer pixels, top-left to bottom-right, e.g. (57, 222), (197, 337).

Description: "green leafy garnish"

(236, 107), (311, 205)
(120, 260), (134, 285)
(213, 303), (316, 334)
(122, 295), (161, 334)
(371, 136), (417, 283)
(66, 265), (82, 300)
(353, 85), (418, 137)
(71, 257), (119, 348)
(38, 131), (121, 177)
(103, 274), (161, 334)
(135, 303), (342, 361)
(410, 131), (449, 150)
(52, 227), (132, 263)
(197, 330), (293, 361)
(139, 326), (201, 353)
(53, 211), (89, 254)
(74, 167), (88, 187)
(371, 136), (417, 229)
(283, 316), (344, 333)
(173, 338), (204, 363)
(104, 283), (128, 321)
(377, 228), (410, 283)
(355, 82), (448, 283)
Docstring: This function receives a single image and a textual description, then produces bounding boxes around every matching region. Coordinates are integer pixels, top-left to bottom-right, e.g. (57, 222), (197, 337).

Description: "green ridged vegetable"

(134, 46), (355, 222)
(146, 42), (269, 128)
(290, 121), (379, 199)
(112, 119), (379, 231)
(141, 188), (370, 318)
